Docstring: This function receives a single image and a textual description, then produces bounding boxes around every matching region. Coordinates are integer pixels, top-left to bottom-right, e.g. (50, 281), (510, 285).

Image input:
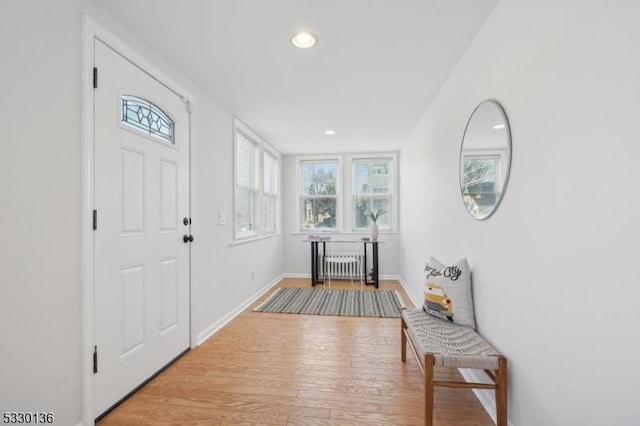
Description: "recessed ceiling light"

(291, 32), (317, 48)
(323, 129), (336, 135)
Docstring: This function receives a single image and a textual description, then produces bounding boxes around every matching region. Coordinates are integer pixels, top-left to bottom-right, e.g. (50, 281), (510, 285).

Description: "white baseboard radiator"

(319, 249), (364, 279)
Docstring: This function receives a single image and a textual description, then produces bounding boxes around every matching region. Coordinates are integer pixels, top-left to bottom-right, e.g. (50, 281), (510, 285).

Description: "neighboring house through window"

(352, 156), (394, 231)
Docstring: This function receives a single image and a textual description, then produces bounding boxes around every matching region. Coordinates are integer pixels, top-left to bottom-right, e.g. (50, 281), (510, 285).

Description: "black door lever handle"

(183, 234), (194, 243)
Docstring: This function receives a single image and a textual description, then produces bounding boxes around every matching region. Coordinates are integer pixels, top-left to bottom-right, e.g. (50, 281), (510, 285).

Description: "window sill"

(230, 232), (282, 246)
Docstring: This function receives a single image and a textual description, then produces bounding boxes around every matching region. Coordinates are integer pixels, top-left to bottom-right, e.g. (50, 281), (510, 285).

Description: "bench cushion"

(402, 308), (501, 370)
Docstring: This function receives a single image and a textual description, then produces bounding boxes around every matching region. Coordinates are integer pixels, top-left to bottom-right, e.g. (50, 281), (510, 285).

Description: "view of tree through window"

(301, 161), (338, 229)
(461, 155), (499, 217)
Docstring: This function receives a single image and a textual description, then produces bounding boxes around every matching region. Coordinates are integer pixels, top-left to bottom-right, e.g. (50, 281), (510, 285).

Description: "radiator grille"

(320, 249), (363, 279)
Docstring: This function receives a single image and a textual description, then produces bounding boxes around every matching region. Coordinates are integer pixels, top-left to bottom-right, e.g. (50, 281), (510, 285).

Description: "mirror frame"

(459, 100), (512, 220)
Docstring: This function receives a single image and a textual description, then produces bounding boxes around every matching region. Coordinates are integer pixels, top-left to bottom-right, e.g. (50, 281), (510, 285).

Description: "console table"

(307, 240), (380, 288)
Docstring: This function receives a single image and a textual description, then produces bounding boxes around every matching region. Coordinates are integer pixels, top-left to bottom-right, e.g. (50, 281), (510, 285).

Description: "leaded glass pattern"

(121, 95), (175, 144)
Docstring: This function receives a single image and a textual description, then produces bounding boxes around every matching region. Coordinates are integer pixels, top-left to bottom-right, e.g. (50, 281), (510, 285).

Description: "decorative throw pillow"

(423, 256), (476, 329)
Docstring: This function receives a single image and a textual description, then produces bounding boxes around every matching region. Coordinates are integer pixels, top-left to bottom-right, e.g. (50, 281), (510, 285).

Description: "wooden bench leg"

(424, 353), (435, 426)
(401, 317), (407, 362)
(495, 357), (508, 426)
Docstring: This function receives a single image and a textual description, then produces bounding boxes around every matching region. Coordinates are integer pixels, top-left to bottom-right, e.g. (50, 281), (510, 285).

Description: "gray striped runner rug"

(254, 288), (405, 318)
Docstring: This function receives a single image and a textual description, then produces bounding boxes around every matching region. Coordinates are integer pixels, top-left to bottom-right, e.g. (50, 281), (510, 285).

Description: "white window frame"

(296, 155), (342, 232)
(345, 153), (398, 233)
(295, 153), (398, 233)
(233, 118), (281, 242)
(262, 144), (280, 234)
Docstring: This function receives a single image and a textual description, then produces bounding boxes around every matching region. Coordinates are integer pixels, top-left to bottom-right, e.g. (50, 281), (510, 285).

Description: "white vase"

(370, 222), (379, 241)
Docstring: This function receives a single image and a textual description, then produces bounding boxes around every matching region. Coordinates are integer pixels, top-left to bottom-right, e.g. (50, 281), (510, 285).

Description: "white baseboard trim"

(195, 274), (284, 346)
(397, 276), (421, 308)
(458, 368), (508, 425)
(379, 274), (401, 281)
(283, 272), (311, 279)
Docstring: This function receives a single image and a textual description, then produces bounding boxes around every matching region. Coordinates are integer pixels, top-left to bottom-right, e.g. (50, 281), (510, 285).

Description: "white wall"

(0, 1), (283, 424)
(190, 100), (284, 343)
(281, 155), (401, 278)
(1, 1), (85, 424)
(399, 0), (640, 425)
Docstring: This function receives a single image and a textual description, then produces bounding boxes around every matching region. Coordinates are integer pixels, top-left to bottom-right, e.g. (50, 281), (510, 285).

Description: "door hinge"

(93, 346), (98, 374)
(93, 67), (98, 89)
(93, 209), (97, 231)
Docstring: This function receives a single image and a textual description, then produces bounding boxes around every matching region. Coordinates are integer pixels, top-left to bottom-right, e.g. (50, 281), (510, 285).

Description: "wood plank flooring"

(98, 278), (494, 426)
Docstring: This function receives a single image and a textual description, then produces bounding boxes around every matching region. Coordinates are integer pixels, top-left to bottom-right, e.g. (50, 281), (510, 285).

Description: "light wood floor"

(98, 278), (494, 425)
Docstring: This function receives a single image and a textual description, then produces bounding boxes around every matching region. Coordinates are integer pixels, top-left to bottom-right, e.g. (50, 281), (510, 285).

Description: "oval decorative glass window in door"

(121, 95), (175, 144)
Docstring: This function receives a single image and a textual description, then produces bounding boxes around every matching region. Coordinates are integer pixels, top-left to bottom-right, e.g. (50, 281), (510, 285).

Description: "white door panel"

(94, 39), (190, 416)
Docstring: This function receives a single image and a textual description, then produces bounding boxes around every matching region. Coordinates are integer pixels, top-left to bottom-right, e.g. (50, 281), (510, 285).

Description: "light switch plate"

(218, 212), (226, 225)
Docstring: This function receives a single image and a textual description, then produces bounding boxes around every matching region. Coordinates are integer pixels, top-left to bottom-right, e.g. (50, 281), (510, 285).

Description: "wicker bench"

(401, 308), (507, 426)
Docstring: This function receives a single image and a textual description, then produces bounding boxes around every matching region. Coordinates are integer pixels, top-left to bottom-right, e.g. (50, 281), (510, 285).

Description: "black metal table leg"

(310, 241), (318, 286)
(372, 241), (379, 288)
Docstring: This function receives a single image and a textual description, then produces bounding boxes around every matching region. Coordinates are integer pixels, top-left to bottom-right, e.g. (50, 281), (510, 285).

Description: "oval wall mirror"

(459, 100), (511, 220)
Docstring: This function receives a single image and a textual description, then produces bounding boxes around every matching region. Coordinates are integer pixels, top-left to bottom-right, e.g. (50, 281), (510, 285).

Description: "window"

(234, 118), (280, 241)
(461, 154), (501, 218)
(300, 159), (339, 230)
(352, 157), (393, 230)
(263, 148), (278, 233)
(235, 130), (259, 238)
(121, 95), (175, 144)
(296, 153), (397, 233)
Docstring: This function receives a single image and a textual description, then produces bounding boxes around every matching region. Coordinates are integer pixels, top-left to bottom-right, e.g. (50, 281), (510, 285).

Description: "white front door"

(93, 39), (191, 416)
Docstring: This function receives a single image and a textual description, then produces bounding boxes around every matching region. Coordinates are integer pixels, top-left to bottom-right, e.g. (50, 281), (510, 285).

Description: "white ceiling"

(95, 0), (497, 154)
